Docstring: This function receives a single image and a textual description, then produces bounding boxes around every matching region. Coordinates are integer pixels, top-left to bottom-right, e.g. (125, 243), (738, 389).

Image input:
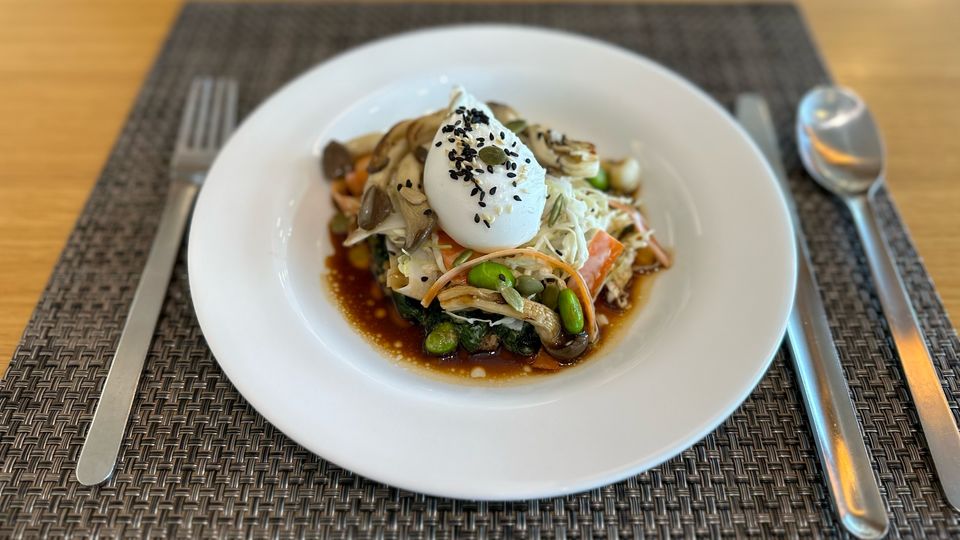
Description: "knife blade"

(736, 94), (888, 539)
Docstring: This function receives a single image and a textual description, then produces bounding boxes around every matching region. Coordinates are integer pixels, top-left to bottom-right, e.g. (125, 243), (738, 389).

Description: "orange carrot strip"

(435, 230), (472, 270)
(344, 154), (371, 197)
(576, 230), (625, 297)
(609, 200), (671, 269)
(421, 248), (598, 342)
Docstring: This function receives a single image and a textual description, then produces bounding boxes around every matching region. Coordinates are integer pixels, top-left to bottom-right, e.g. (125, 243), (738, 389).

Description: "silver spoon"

(797, 85), (960, 511)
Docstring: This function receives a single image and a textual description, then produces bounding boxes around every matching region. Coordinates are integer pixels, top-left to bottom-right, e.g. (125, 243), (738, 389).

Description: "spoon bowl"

(797, 86), (884, 196)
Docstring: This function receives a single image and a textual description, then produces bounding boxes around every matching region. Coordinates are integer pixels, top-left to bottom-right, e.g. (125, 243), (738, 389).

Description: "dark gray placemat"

(2, 2), (959, 537)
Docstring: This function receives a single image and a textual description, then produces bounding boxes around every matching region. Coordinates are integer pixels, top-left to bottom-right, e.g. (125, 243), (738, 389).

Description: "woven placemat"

(2, 2), (959, 537)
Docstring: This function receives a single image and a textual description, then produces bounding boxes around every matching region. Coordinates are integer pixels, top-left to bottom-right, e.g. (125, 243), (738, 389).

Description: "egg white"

(423, 88), (546, 253)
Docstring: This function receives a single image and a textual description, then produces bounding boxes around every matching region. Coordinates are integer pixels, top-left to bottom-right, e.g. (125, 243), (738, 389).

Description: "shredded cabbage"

(520, 175), (635, 270)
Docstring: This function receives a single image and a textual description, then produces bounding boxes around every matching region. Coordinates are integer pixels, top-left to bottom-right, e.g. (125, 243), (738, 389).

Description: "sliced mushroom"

(406, 109), (445, 149)
(525, 125), (600, 178)
(344, 131), (384, 159)
(367, 119), (411, 174)
(438, 285), (593, 362)
(486, 101), (520, 123)
(439, 285), (561, 345)
(390, 153), (436, 250)
(331, 181), (360, 216)
(358, 185), (393, 230)
(544, 332), (590, 363)
(355, 120), (411, 230)
(321, 140), (353, 180)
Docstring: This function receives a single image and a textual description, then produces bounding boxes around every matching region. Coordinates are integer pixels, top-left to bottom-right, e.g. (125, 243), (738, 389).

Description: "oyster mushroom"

(525, 125), (600, 178)
(390, 152), (436, 250)
(486, 101), (520, 123)
(321, 140), (353, 180)
(356, 120), (411, 230)
(438, 285), (590, 362)
(343, 131), (383, 158)
(366, 119), (411, 175)
(406, 109), (445, 149)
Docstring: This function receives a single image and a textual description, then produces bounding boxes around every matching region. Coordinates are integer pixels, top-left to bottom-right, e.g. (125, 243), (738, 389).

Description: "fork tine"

(175, 78), (205, 152)
(220, 79), (239, 146)
(204, 79), (227, 149)
(190, 78), (214, 148)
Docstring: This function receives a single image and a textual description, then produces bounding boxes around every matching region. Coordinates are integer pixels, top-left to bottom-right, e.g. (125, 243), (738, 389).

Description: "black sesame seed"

(474, 214), (480, 223)
(477, 141), (484, 147)
(506, 172), (517, 178)
(474, 168), (483, 174)
(435, 141), (442, 147)
(489, 187), (497, 195)
(478, 201), (487, 207)
(405, 179), (412, 188)
(511, 181), (517, 187)
(447, 137), (455, 143)
(396, 184), (402, 192)
(449, 171), (457, 179)
(500, 131), (505, 139)
(513, 195), (522, 201)
(487, 165), (494, 173)
(483, 220), (491, 228)
(511, 141), (517, 148)
(470, 187), (479, 196)
(420, 276), (428, 282)
(556, 250), (563, 256)
(525, 158), (531, 163)
(423, 209), (432, 215)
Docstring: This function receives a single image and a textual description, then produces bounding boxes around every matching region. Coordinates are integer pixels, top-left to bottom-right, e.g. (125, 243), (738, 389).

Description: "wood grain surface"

(1, 0), (958, 372)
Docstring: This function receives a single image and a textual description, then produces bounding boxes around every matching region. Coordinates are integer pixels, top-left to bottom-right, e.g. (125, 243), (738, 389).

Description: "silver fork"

(76, 77), (238, 486)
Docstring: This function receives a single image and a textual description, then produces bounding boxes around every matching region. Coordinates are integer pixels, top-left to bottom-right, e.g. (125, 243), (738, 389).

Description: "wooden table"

(2, 0), (958, 372)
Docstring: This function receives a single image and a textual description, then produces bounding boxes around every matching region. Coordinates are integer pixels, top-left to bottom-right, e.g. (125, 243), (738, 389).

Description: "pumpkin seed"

(478, 146), (507, 166)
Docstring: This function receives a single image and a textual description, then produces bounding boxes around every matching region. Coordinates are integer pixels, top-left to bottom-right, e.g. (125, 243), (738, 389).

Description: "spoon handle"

(848, 194), (960, 510)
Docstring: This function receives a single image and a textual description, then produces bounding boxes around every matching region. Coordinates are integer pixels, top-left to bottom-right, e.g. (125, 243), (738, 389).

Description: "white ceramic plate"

(188, 26), (796, 500)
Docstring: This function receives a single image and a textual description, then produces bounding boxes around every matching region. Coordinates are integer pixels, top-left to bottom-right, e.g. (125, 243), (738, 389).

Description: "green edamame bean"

(516, 275), (544, 297)
(540, 283), (560, 310)
(425, 322), (458, 356)
(586, 167), (609, 191)
(467, 262), (515, 290)
(558, 288), (584, 334)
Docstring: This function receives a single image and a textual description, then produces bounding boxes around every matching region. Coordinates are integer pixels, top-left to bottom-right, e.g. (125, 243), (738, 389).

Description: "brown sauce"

(324, 229), (655, 382)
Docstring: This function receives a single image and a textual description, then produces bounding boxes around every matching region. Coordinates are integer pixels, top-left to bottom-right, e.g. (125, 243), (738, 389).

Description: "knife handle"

(787, 240), (889, 539)
(734, 94), (888, 539)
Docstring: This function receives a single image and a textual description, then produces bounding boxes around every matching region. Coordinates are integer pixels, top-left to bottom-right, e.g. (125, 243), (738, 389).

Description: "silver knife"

(736, 94), (888, 539)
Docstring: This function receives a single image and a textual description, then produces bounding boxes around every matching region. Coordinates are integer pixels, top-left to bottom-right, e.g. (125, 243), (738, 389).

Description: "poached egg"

(423, 88), (546, 253)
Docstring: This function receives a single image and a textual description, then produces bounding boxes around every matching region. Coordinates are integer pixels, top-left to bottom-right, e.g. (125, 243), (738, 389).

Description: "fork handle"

(76, 179), (199, 486)
(847, 194), (960, 510)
